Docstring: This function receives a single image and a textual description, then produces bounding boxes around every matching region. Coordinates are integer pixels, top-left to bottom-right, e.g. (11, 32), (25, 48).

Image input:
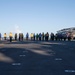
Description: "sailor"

(50, 33), (54, 41)
(22, 33), (24, 41)
(0, 33), (1, 41)
(15, 33), (17, 41)
(57, 34), (61, 41)
(42, 32), (45, 41)
(9, 32), (13, 42)
(63, 34), (67, 41)
(46, 32), (49, 41)
(39, 33), (42, 41)
(19, 33), (24, 41)
(19, 33), (20, 41)
(33, 33), (35, 41)
(4, 33), (7, 40)
(30, 33), (33, 41)
(59, 34), (62, 41)
(45, 33), (47, 41)
(26, 33), (29, 40)
(55, 34), (58, 41)
(36, 33), (39, 41)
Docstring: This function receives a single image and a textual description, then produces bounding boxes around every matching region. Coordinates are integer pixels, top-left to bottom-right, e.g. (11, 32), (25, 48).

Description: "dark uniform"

(63, 34), (67, 41)
(19, 33), (24, 41)
(46, 32), (49, 41)
(33, 33), (35, 41)
(45, 34), (46, 41)
(22, 33), (24, 41)
(9, 32), (13, 42)
(58, 34), (61, 41)
(19, 33), (20, 41)
(50, 33), (54, 41)
(39, 33), (42, 41)
(26, 33), (29, 40)
(0, 33), (1, 41)
(55, 34), (58, 41)
(15, 33), (17, 41)
(60, 34), (63, 41)
(36, 33), (39, 41)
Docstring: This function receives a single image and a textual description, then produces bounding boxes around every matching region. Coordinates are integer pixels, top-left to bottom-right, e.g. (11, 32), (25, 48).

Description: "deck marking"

(55, 58), (62, 61)
(19, 55), (26, 57)
(12, 63), (21, 66)
(65, 70), (75, 73)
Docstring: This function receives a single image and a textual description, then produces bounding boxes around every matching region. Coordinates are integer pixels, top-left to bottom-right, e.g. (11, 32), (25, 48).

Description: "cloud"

(14, 25), (22, 34)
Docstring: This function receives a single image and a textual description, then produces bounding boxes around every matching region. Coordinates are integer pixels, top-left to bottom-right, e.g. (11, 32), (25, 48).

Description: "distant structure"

(57, 27), (75, 39)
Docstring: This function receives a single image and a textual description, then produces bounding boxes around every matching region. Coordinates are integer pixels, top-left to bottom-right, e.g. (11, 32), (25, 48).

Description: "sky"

(0, 0), (75, 36)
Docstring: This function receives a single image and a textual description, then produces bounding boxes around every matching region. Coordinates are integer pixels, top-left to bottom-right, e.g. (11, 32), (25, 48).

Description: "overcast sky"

(0, 0), (75, 35)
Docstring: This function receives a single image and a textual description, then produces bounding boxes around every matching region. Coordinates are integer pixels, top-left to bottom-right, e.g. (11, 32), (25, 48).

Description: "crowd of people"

(0, 32), (73, 42)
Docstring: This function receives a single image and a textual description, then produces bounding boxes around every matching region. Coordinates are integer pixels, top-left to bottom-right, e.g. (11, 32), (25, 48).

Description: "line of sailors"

(0, 32), (73, 42)
(30, 32), (72, 41)
(54, 33), (72, 41)
(30, 32), (49, 41)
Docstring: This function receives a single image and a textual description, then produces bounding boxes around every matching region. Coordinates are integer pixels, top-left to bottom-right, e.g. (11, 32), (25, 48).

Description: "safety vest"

(9, 33), (13, 37)
(4, 33), (7, 37)
(30, 33), (33, 37)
